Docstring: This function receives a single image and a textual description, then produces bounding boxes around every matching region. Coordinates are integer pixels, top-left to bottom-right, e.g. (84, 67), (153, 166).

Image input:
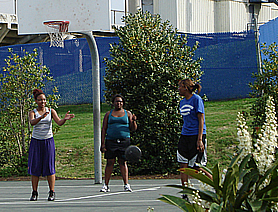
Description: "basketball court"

(0, 178), (201, 211)
(11, 3), (199, 211)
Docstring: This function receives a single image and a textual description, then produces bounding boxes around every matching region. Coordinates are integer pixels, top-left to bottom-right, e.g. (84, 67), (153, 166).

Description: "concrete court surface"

(0, 178), (201, 212)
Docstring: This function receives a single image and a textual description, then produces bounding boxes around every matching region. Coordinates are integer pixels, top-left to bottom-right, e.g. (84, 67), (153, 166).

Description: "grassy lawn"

(53, 98), (255, 178)
(205, 98), (255, 169)
(54, 103), (111, 178)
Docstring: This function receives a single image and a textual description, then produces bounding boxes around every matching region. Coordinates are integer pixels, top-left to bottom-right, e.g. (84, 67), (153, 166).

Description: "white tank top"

(32, 107), (53, 139)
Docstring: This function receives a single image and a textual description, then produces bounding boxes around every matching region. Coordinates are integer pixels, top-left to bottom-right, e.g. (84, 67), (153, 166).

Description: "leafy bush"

(104, 10), (203, 175)
(249, 42), (278, 131)
(159, 153), (278, 211)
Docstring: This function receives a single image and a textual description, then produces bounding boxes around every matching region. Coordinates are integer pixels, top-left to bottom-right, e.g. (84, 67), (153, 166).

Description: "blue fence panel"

(259, 17), (278, 46)
(259, 17), (278, 61)
(0, 31), (257, 104)
(191, 32), (258, 100)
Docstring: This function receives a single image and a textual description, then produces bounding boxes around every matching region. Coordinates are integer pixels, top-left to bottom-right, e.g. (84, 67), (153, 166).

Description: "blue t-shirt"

(106, 110), (130, 140)
(180, 94), (206, 135)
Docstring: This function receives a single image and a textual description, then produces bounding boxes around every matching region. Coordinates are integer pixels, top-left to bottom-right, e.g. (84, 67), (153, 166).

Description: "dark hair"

(33, 89), (45, 100)
(111, 94), (125, 106)
(179, 79), (202, 94)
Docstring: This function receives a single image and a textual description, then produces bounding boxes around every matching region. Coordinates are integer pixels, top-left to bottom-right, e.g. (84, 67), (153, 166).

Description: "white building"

(138, 0), (278, 33)
(0, 0), (278, 46)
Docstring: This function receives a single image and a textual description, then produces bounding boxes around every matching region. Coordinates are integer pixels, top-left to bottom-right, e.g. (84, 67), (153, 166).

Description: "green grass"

(205, 98), (255, 169)
(53, 98), (255, 178)
(54, 103), (111, 178)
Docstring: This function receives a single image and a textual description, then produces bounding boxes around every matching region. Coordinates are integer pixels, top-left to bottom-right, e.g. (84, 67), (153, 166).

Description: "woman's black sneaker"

(48, 190), (55, 201)
(30, 191), (38, 201)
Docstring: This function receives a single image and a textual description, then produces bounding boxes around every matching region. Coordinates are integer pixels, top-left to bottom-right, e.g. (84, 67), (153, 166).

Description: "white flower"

(236, 96), (278, 206)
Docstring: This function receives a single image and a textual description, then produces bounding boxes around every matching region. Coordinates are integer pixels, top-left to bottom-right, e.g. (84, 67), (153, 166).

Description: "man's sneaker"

(100, 184), (110, 192)
(124, 184), (133, 192)
(181, 194), (189, 201)
(30, 190), (38, 201)
(48, 190), (55, 201)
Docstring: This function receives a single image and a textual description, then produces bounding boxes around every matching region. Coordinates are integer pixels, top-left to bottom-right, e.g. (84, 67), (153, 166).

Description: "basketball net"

(43, 21), (69, 48)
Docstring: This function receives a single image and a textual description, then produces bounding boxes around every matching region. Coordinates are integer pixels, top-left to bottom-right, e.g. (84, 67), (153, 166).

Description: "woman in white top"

(28, 89), (75, 201)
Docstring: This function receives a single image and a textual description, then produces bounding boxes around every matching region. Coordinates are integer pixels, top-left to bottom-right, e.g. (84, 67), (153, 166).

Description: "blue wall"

(0, 31), (258, 104)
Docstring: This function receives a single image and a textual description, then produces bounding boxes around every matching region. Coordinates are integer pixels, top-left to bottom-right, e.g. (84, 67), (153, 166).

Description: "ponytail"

(194, 83), (202, 94)
(33, 89), (44, 100)
(179, 79), (202, 94)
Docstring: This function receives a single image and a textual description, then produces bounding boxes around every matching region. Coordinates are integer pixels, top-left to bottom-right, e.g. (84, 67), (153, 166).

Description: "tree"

(104, 10), (203, 175)
(0, 48), (59, 176)
(249, 42), (278, 131)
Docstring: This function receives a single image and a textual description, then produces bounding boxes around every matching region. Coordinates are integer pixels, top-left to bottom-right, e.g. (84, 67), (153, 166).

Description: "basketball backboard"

(17, 0), (111, 35)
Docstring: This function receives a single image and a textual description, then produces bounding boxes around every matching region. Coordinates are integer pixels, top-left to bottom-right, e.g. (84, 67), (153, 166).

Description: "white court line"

(56, 186), (161, 202)
(0, 186), (162, 205)
(0, 199), (160, 205)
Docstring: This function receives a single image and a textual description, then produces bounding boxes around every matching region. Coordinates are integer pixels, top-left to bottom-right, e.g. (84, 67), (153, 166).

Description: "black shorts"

(104, 138), (130, 160)
(178, 134), (206, 161)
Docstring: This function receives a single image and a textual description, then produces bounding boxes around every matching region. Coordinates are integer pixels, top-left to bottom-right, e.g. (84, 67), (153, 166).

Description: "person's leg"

(119, 158), (132, 192)
(30, 175), (39, 201)
(119, 158), (128, 185)
(31, 175), (40, 191)
(47, 174), (56, 201)
(105, 159), (115, 185)
(47, 174), (55, 191)
(180, 163), (188, 187)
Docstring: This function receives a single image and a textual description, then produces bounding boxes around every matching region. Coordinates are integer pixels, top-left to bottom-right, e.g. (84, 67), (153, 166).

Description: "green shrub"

(159, 153), (278, 211)
(249, 42), (278, 131)
(104, 10), (203, 175)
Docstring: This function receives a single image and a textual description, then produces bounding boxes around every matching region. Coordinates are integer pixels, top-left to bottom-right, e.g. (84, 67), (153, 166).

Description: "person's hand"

(40, 111), (49, 119)
(132, 114), (137, 121)
(64, 111), (75, 120)
(100, 144), (106, 153)
(197, 139), (204, 152)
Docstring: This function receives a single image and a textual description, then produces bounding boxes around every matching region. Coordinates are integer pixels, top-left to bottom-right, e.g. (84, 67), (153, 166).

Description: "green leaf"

(257, 176), (278, 198)
(238, 154), (251, 181)
(222, 165), (239, 208)
(247, 199), (263, 212)
(228, 150), (242, 169)
(212, 163), (222, 193)
(209, 203), (222, 212)
(256, 161), (278, 193)
(166, 184), (217, 203)
(196, 163), (213, 175)
(158, 195), (190, 212)
(234, 168), (259, 208)
(179, 168), (214, 187)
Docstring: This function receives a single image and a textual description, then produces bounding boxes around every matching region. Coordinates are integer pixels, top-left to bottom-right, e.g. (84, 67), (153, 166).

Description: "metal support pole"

(81, 31), (102, 184)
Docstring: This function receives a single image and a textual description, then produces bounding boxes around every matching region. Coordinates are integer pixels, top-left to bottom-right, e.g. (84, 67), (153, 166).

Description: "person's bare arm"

(29, 110), (49, 126)
(197, 112), (204, 152)
(100, 112), (109, 152)
(128, 111), (137, 131)
(51, 109), (75, 126)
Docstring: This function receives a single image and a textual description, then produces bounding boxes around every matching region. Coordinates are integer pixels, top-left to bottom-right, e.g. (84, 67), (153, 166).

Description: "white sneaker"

(124, 184), (133, 192)
(100, 184), (110, 192)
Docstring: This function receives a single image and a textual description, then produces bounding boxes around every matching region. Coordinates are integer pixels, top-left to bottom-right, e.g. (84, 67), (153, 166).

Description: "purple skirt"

(28, 137), (56, 177)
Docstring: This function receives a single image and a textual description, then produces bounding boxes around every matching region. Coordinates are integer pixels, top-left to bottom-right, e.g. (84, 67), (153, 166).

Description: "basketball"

(125, 145), (142, 163)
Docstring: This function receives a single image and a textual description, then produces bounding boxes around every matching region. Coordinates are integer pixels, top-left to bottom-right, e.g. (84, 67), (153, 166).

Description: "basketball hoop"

(43, 21), (70, 48)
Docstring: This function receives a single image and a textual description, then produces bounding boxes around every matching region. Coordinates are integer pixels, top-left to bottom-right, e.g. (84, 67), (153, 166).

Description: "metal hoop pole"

(81, 31), (102, 184)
